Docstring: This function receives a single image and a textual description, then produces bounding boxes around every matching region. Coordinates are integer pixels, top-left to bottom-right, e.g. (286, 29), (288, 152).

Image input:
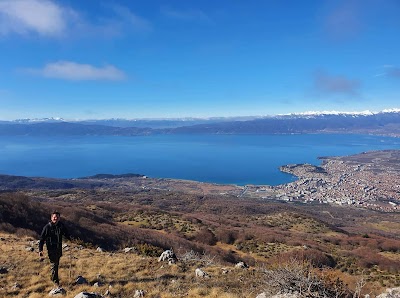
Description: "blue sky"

(0, 0), (399, 120)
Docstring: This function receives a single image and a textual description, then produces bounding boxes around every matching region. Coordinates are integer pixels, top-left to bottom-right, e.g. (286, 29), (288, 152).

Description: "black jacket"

(39, 221), (71, 254)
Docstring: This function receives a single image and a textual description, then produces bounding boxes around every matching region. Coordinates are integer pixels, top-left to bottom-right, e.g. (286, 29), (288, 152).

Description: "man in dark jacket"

(39, 211), (71, 286)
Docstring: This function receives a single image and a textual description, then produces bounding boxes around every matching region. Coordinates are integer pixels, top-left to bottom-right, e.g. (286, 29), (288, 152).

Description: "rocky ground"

(1, 232), (399, 298)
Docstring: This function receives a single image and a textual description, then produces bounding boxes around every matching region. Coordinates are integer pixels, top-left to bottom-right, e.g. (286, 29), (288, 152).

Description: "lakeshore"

(1, 134), (400, 186)
(3, 150), (398, 213)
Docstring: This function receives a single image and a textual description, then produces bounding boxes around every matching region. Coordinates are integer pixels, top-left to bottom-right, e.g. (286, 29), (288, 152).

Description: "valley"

(0, 150), (399, 297)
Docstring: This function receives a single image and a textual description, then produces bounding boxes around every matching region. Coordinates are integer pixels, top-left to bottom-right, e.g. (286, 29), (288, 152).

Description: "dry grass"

(117, 210), (199, 237)
(1, 192), (399, 297)
(379, 252), (400, 262)
(367, 221), (400, 233)
(1, 231), (397, 297)
(0, 232), (267, 298)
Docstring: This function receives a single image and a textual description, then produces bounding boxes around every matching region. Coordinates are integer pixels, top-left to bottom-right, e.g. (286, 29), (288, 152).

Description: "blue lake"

(0, 134), (399, 186)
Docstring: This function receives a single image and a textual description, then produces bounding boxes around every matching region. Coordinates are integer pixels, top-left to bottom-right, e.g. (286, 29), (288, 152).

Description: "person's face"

(51, 213), (60, 224)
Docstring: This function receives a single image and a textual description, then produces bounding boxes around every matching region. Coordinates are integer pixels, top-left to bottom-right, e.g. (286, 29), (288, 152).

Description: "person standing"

(39, 211), (71, 287)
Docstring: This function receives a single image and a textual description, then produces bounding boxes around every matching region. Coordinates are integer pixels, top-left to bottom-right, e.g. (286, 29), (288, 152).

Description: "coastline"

(1, 149), (399, 212)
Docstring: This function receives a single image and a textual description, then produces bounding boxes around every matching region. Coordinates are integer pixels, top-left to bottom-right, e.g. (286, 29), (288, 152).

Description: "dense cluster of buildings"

(247, 157), (400, 212)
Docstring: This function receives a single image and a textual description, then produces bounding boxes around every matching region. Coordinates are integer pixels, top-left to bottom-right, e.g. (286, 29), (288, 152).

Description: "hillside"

(0, 187), (399, 297)
(0, 230), (378, 298)
(1, 150), (400, 297)
(170, 111), (400, 136)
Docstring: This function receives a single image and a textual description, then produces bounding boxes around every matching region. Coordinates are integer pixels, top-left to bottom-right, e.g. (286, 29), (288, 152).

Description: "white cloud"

(374, 65), (400, 79)
(23, 61), (126, 81)
(110, 4), (152, 33)
(161, 6), (211, 23)
(0, 1), (152, 38)
(314, 70), (360, 95)
(324, 1), (362, 41)
(0, 0), (73, 37)
(384, 65), (400, 78)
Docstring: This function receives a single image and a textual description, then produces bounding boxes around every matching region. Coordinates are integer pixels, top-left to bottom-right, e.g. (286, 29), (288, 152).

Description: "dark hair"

(51, 211), (60, 216)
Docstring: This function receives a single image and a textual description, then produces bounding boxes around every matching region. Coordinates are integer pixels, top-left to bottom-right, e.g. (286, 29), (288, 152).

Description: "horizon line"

(2, 107), (400, 122)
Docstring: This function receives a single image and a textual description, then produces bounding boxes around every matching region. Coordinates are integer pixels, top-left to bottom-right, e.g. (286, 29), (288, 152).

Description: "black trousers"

(48, 250), (62, 284)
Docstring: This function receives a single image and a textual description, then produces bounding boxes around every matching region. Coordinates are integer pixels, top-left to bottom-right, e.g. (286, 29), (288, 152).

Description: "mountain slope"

(170, 111), (400, 135)
(1, 110), (399, 136)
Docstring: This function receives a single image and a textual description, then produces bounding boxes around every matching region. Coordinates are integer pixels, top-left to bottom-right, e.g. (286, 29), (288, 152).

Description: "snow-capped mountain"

(0, 109), (399, 136)
(12, 117), (65, 124)
(3, 108), (400, 124)
(278, 109), (400, 117)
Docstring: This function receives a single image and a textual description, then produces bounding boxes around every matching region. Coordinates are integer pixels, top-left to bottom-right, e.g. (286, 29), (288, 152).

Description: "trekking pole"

(68, 248), (74, 288)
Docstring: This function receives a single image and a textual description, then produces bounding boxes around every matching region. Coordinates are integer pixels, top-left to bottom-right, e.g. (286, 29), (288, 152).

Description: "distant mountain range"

(0, 116), (259, 128)
(1, 109), (400, 136)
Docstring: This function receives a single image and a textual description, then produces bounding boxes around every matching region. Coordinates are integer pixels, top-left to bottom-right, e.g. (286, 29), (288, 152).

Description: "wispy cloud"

(0, 0), (75, 37)
(22, 61), (125, 81)
(386, 66), (400, 78)
(322, 0), (399, 42)
(72, 4), (152, 38)
(0, 88), (11, 95)
(161, 6), (211, 23)
(323, 0), (363, 41)
(110, 4), (152, 33)
(0, 1), (151, 38)
(314, 70), (360, 95)
(375, 65), (400, 79)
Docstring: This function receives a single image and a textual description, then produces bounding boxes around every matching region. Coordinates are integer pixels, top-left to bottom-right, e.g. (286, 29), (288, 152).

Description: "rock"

(103, 285), (112, 296)
(30, 240), (39, 246)
(75, 275), (88, 285)
(257, 294), (301, 298)
(376, 287), (400, 298)
(123, 247), (136, 253)
(74, 292), (103, 298)
(235, 261), (248, 269)
(96, 247), (105, 253)
(49, 287), (66, 296)
(221, 268), (230, 274)
(0, 266), (8, 274)
(168, 258), (177, 265)
(269, 294), (300, 298)
(134, 289), (145, 297)
(10, 282), (22, 290)
(195, 268), (210, 278)
(158, 249), (177, 263)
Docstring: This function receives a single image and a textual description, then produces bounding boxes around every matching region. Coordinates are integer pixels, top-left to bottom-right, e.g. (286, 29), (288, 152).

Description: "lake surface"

(0, 134), (399, 186)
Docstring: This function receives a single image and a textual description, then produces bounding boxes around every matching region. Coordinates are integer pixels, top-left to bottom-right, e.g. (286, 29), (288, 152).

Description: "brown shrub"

(214, 228), (237, 244)
(274, 248), (336, 268)
(192, 228), (217, 245)
(135, 242), (163, 257)
(378, 239), (400, 252)
(0, 192), (50, 235)
(351, 247), (400, 272)
(0, 222), (16, 234)
(265, 259), (352, 298)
